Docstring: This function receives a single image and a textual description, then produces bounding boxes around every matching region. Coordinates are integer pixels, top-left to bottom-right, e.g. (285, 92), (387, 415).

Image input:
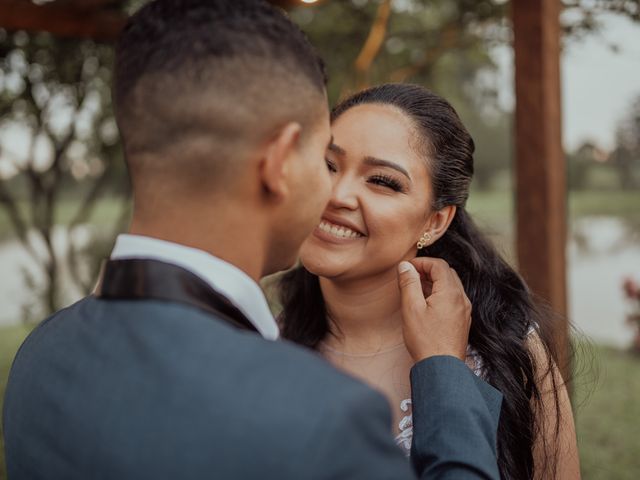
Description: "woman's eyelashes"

(368, 174), (406, 193)
(325, 158), (337, 173)
(325, 158), (406, 193)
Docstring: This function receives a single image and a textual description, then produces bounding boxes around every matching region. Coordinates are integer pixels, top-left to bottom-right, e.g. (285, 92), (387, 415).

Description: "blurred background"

(0, 0), (639, 478)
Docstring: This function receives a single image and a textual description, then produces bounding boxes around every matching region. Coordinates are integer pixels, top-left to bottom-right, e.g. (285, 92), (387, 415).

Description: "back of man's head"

(114, 0), (327, 197)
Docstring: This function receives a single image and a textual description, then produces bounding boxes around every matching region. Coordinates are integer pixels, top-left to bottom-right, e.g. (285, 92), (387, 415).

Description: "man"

(3, 1), (502, 478)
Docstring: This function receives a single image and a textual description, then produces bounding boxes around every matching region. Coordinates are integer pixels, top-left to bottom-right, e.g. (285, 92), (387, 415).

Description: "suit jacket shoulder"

(3, 297), (411, 479)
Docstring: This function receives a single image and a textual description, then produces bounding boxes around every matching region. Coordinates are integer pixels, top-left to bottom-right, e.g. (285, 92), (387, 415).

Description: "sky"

(562, 13), (640, 151)
(493, 12), (640, 152)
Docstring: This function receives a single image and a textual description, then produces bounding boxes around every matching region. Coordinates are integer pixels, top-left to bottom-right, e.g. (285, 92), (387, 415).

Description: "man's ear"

(259, 122), (302, 200)
(423, 205), (457, 242)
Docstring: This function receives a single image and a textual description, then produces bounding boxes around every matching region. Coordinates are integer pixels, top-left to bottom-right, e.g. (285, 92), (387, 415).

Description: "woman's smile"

(313, 218), (365, 244)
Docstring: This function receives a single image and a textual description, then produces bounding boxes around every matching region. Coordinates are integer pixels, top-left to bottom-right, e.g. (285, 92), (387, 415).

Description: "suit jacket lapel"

(95, 258), (260, 334)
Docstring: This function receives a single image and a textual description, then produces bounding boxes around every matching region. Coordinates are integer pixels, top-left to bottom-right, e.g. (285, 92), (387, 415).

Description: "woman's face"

(299, 103), (434, 281)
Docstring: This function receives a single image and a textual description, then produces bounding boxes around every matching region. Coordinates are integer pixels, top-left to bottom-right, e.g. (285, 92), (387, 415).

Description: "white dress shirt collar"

(110, 234), (279, 340)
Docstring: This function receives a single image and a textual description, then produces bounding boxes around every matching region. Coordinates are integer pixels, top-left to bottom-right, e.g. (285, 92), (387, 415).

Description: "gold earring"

(417, 232), (432, 250)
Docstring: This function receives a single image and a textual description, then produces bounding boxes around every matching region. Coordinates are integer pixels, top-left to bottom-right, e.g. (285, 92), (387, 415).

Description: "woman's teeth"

(318, 220), (362, 239)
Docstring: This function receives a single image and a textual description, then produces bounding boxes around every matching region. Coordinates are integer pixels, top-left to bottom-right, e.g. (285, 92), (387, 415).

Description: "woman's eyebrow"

(363, 156), (411, 180)
(328, 142), (411, 180)
(328, 142), (345, 155)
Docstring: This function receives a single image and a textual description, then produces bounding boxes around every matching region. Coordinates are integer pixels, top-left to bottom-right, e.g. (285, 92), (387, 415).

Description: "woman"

(278, 84), (579, 479)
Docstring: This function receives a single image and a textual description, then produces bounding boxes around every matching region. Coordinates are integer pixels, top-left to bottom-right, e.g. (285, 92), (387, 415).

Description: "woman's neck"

(320, 269), (405, 354)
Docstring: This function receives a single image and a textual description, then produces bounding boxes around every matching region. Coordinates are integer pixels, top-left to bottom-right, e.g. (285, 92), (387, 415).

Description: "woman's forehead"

(331, 104), (428, 172)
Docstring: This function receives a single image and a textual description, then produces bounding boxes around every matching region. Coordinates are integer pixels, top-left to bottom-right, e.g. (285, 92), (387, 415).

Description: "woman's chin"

(300, 255), (348, 279)
(300, 237), (363, 278)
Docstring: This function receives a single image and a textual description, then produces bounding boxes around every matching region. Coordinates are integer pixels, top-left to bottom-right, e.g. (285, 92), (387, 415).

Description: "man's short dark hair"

(114, 0), (327, 191)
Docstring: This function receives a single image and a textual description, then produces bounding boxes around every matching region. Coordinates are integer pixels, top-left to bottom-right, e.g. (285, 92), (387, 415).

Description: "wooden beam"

(0, 0), (126, 42)
(0, 0), (315, 41)
(267, 0), (322, 9)
(267, 0), (301, 7)
(58, 0), (124, 11)
(512, 0), (569, 376)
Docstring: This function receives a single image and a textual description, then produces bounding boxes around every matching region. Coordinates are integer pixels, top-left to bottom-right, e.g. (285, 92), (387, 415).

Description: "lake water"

(568, 217), (640, 347)
(1, 217), (639, 348)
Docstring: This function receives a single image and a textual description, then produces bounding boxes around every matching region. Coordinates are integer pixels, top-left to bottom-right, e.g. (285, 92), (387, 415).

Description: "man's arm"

(410, 356), (502, 479)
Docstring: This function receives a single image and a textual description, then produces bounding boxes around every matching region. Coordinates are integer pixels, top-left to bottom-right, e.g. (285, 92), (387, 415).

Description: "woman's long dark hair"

(278, 84), (564, 479)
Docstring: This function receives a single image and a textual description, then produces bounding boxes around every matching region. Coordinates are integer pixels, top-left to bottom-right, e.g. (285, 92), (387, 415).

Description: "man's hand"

(397, 258), (472, 362)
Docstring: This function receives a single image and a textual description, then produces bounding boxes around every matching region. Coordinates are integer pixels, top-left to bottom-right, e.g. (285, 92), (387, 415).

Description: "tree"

(611, 94), (640, 189)
(290, 0), (509, 103)
(287, 0), (640, 191)
(0, 29), (128, 319)
(566, 142), (602, 190)
(289, 0), (514, 189)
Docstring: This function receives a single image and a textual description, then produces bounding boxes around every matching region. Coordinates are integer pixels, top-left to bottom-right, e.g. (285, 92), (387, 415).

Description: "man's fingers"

(449, 268), (473, 317)
(397, 261), (426, 318)
(398, 261), (421, 289)
(398, 260), (472, 362)
(409, 257), (455, 291)
(449, 267), (464, 290)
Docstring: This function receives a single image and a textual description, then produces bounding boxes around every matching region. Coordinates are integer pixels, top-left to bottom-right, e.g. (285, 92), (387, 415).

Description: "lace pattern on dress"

(394, 345), (484, 455)
(395, 399), (414, 452)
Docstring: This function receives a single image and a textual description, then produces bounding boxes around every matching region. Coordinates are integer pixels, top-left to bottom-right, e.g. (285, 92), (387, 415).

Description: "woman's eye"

(325, 158), (337, 173)
(369, 174), (403, 192)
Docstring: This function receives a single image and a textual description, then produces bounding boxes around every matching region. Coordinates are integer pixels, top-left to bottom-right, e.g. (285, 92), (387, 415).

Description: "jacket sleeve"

(410, 355), (502, 479)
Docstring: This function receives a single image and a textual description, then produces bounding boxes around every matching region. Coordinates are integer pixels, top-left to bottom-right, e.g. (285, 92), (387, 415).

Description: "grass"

(574, 345), (640, 479)
(0, 195), (129, 242)
(466, 189), (640, 223)
(569, 190), (640, 218)
(0, 325), (639, 478)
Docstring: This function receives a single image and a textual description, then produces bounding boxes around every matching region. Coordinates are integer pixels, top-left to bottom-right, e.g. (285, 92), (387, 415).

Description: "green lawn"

(0, 325), (639, 478)
(466, 189), (640, 225)
(0, 195), (129, 242)
(569, 190), (640, 218)
(574, 345), (640, 479)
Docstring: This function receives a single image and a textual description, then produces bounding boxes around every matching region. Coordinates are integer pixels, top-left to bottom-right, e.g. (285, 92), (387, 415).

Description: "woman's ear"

(259, 122), (302, 200)
(423, 205), (457, 243)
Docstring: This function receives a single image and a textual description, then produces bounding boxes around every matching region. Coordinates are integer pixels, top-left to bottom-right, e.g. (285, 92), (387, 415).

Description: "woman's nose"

(329, 176), (359, 210)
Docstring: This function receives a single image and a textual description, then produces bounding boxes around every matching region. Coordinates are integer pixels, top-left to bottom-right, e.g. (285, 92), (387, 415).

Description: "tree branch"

(352, 0), (392, 90)
(0, 181), (38, 257)
(388, 23), (466, 83)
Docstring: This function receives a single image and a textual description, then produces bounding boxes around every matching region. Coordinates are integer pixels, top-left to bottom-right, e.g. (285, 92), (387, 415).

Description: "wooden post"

(512, 0), (569, 377)
(0, 0), (126, 42)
